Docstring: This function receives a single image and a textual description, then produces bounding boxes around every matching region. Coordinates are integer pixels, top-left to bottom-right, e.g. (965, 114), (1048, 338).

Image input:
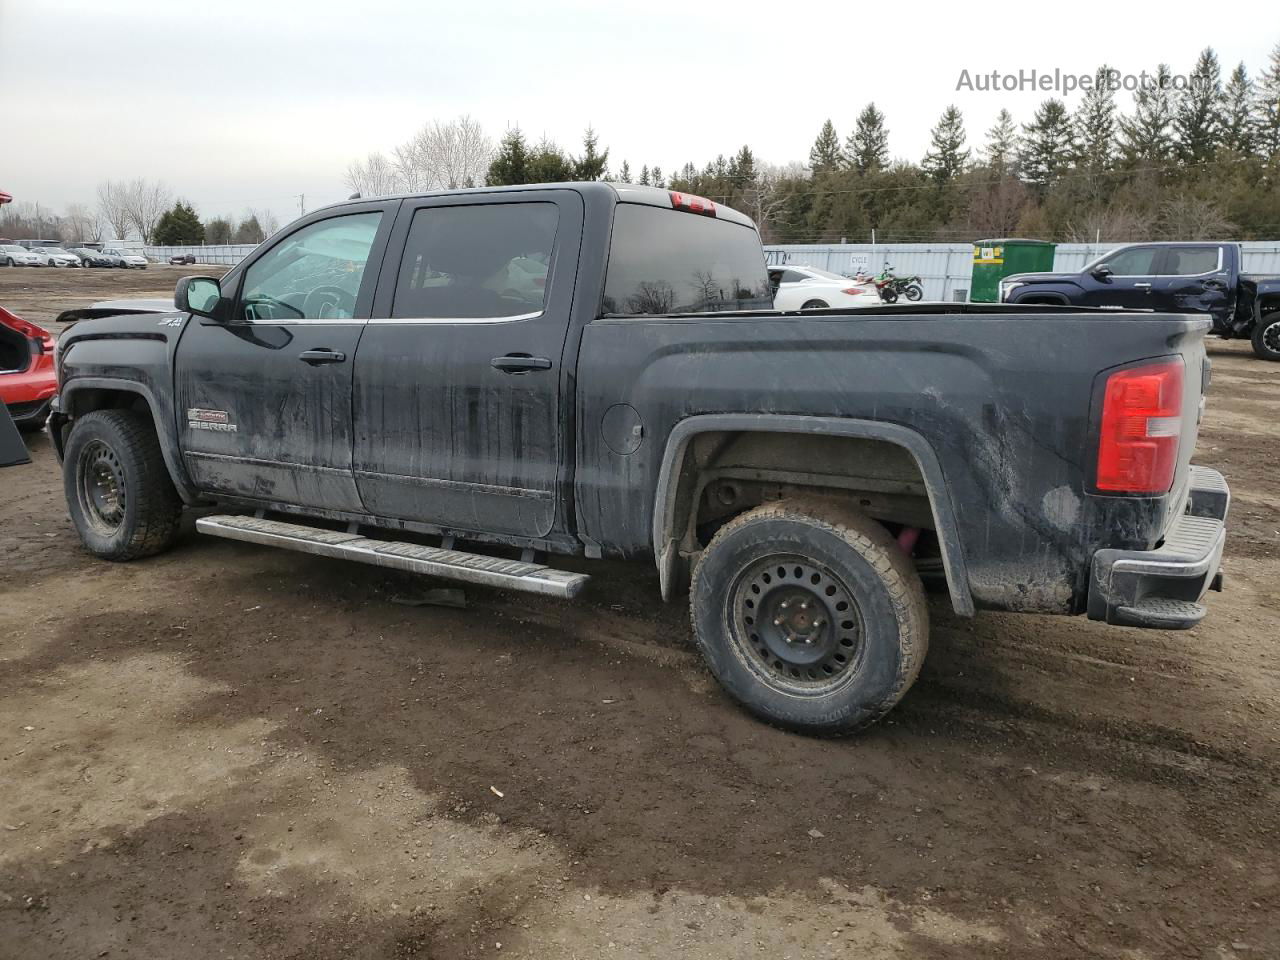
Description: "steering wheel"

(303, 285), (357, 319)
(243, 294), (304, 321)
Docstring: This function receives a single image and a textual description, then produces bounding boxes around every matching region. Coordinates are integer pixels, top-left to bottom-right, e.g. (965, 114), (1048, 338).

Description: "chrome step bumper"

(1087, 466), (1228, 630)
(196, 515), (589, 599)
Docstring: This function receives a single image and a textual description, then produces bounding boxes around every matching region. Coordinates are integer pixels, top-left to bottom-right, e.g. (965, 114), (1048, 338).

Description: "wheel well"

(1014, 293), (1069, 305)
(661, 430), (960, 605)
(62, 387), (152, 419)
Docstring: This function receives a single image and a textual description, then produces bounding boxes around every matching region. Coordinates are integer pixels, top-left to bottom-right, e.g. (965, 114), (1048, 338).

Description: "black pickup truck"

(49, 183), (1230, 734)
(998, 240), (1280, 360)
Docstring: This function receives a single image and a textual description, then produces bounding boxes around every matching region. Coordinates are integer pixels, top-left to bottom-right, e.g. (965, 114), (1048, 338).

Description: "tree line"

(0, 178), (279, 247)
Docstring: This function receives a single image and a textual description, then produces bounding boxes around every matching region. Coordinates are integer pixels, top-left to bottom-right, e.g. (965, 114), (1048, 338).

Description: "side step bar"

(196, 514), (589, 599)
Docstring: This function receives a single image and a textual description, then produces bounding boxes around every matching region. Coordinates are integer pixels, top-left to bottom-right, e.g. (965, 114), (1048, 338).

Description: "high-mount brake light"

(669, 191), (717, 217)
(1096, 358), (1184, 494)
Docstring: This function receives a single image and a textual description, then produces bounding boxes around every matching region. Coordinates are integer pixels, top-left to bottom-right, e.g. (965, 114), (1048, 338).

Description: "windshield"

(602, 204), (771, 315)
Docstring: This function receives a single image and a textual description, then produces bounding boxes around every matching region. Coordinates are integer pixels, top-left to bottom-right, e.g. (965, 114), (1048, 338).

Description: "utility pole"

(296, 194), (305, 218)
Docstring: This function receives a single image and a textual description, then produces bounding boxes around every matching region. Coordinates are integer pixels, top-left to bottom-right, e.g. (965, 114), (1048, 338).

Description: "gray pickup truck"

(49, 183), (1229, 734)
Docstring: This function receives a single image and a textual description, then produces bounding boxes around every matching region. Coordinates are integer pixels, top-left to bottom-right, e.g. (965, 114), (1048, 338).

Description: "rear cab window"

(602, 203), (772, 315)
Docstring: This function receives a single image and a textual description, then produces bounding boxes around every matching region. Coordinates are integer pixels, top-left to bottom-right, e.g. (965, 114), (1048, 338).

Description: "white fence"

(135, 240), (1280, 299)
(763, 241), (1280, 301)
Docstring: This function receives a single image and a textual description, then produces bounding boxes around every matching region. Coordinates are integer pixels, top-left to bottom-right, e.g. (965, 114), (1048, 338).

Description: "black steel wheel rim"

(77, 439), (127, 534)
(1263, 320), (1280, 354)
(729, 554), (865, 695)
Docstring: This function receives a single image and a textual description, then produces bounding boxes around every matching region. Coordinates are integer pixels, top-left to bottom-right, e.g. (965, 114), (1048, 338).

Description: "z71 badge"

(186, 408), (237, 432)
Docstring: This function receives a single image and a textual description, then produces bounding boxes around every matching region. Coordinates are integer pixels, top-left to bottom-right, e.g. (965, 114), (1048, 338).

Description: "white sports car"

(768, 264), (882, 310)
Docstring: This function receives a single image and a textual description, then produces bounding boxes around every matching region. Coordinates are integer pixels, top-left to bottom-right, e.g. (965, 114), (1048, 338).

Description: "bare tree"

(97, 180), (132, 240)
(63, 203), (99, 243)
(349, 115), (494, 196)
(1156, 195), (1234, 239)
(344, 152), (404, 197)
(121, 178), (172, 244)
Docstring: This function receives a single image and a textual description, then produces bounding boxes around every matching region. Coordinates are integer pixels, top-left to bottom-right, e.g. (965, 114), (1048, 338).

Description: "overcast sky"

(1, 0), (1275, 232)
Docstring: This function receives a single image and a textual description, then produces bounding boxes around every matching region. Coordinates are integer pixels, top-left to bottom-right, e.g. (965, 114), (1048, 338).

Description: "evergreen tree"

(808, 119), (843, 173)
(232, 214), (264, 244)
(921, 105), (969, 182)
(617, 160), (632, 183)
(203, 216), (233, 245)
(1175, 47), (1224, 164)
(1119, 64), (1176, 165)
(982, 109), (1019, 172)
(486, 129), (531, 186)
(1255, 43), (1280, 159)
(1075, 66), (1117, 169)
(153, 200), (204, 245)
(650, 166), (664, 189)
(1221, 63), (1257, 156)
(847, 103), (889, 174)
(639, 165), (650, 186)
(527, 139), (574, 183)
(1020, 99), (1076, 187)
(574, 125), (609, 180)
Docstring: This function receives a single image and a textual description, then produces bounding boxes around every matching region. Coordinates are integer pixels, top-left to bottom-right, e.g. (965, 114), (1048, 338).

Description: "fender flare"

(56, 377), (199, 504)
(651, 414), (974, 615)
(1009, 290), (1071, 306)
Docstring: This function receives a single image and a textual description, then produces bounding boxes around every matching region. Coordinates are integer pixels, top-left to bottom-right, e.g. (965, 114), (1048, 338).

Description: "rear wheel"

(801, 299), (829, 310)
(63, 410), (183, 561)
(1251, 312), (1280, 361)
(690, 499), (928, 735)
(904, 284), (923, 301)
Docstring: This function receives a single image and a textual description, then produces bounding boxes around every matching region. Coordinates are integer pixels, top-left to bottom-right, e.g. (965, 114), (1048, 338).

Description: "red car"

(0, 305), (57, 431)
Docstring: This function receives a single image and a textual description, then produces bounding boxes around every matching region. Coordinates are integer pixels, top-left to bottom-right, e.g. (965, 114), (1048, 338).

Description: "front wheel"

(63, 410), (183, 561)
(1251, 312), (1280, 361)
(690, 499), (928, 735)
(904, 283), (923, 301)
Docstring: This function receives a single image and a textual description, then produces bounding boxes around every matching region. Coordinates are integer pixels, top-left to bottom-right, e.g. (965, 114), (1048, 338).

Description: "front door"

(352, 190), (583, 539)
(175, 205), (392, 512)
(1081, 245), (1161, 309)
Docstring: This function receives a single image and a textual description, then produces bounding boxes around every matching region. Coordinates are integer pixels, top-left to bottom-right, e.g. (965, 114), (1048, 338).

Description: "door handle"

(1133, 282), (1152, 289)
(1201, 279), (1227, 290)
(299, 348), (347, 365)
(491, 354), (553, 373)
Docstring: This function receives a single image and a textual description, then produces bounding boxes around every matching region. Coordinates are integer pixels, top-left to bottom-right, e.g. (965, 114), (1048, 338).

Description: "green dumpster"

(969, 238), (1056, 302)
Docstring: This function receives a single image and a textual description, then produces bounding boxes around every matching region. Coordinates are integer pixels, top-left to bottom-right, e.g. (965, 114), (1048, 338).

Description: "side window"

(782, 269), (810, 283)
(1100, 246), (1158, 276)
(1163, 246), (1220, 276)
(392, 203), (559, 319)
(239, 212), (381, 322)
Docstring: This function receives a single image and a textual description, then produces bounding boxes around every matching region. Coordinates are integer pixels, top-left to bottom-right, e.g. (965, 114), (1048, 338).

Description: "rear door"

(1151, 245), (1233, 330)
(1081, 245), (1161, 309)
(175, 203), (394, 511)
(352, 190), (583, 538)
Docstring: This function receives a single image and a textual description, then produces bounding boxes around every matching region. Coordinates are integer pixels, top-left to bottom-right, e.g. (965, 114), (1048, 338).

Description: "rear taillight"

(669, 191), (717, 216)
(841, 288), (862, 295)
(1096, 358), (1184, 493)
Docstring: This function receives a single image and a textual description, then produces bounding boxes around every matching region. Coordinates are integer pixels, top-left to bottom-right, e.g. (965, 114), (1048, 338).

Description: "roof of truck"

(322, 181), (757, 229)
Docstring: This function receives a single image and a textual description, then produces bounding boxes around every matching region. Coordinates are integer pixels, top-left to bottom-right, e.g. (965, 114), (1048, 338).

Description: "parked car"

(0, 243), (44, 267)
(50, 183), (1228, 735)
(103, 248), (149, 269)
(27, 246), (82, 268)
(168, 253), (197, 265)
(768, 263), (882, 309)
(68, 247), (117, 268)
(0, 306), (57, 431)
(999, 241), (1280, 361)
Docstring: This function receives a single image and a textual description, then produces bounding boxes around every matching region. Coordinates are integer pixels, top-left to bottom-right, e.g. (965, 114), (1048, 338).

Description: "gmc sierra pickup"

(50, 183), (1229, 734)
(998, 240), (1280, 361)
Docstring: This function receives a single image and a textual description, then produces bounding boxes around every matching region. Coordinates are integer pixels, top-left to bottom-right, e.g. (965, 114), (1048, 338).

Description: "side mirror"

(175, 276), (227, 321)
(1091, 265), (1113, 280)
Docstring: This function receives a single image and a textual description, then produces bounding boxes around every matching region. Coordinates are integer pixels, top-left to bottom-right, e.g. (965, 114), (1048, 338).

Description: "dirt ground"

(1, 267), (1278, 960)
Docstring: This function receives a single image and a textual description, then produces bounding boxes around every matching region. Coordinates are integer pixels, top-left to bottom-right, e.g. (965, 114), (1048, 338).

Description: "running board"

(195, 514), (589, 599)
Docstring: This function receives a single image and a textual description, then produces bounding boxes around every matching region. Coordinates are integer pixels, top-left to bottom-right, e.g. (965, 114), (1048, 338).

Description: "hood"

(54, 297), (176, 324)
(1002, 272), (1080, 284)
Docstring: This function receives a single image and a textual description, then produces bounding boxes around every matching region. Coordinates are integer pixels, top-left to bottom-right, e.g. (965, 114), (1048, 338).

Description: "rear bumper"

(1087, 466), (1228, 629)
